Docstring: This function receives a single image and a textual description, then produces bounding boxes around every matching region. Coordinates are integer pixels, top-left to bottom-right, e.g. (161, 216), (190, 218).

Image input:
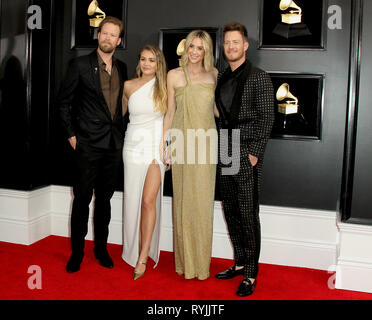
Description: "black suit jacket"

(216, 60), (275, 163)
(58, 50), (128, 150)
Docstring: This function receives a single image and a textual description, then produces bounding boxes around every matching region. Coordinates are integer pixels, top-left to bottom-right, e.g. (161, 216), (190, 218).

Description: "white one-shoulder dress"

(122, 77), (165, 268)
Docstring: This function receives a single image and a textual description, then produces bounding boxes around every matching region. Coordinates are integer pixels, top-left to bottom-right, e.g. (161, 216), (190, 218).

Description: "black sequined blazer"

(215, 60), (275, 167)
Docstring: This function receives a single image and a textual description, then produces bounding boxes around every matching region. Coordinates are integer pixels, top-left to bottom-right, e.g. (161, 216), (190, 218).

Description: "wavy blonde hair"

(135, 45), (167, 114)
(180, 30), (214, 72)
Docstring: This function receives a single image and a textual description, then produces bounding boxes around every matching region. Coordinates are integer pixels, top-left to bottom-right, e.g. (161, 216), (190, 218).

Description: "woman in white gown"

(121, 45), (167, 280)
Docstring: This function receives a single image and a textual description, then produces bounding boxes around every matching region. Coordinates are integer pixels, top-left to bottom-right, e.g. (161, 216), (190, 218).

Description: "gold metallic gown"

(171, 67), (217, 280)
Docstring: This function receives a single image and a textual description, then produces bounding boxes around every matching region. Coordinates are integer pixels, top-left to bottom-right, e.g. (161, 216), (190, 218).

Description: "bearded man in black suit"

(58, 16), (128, 273)
(215, 21), (275, 296)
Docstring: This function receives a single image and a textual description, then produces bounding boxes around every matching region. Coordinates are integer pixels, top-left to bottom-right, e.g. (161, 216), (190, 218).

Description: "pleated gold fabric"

(171, 67), (217, 280)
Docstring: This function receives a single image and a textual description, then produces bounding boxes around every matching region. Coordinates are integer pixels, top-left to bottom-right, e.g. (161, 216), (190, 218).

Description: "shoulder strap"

(182, 65), (191, 85)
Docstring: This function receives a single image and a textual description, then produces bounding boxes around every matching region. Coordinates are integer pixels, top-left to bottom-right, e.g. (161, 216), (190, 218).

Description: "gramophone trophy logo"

(87, 0), (106, 39)
(275, 83), (308, 132)
(276, 83), (299, 115)
(272, 0), (311, 38)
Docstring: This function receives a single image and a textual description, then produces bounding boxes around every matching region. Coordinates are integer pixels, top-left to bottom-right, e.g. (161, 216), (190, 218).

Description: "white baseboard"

(1, 185), (371, 293)
(335, 222), (372, 293)
(0, 187), (51, 245)
(0, 185), (338, 268)
(259, 206), (338, 270)
(158, 197), (339, 270)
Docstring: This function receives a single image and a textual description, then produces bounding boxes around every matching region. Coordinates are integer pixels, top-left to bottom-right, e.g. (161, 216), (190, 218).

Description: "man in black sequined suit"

(215, 22), (275, 297)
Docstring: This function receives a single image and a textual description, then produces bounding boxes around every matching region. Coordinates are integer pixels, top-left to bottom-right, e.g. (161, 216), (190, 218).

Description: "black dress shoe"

(215, 265), (245, 279)
(66, 255), (83, 273)
(94, 250), (114, 268)
(236, 278), (256, 297)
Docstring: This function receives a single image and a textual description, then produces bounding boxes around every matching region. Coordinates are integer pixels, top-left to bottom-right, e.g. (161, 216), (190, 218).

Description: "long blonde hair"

(180, 30), (214, 72)
(135, 45), (167, 114)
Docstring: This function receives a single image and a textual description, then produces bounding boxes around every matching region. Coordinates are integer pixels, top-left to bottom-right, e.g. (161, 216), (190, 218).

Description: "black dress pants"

(70, 142), (122, 258)
(218, 161), (261, 279)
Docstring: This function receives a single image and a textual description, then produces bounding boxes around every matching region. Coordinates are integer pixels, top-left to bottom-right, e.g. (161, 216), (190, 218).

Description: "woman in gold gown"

(162, 30), (219, 280)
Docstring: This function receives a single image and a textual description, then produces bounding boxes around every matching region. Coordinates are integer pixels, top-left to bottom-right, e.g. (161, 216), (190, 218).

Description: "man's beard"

(99, 42), (115, 53)
(225, 50), (245, 63)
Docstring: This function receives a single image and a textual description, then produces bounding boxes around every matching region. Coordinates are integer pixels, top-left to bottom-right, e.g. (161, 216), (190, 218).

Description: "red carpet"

(1, 235), (372, 300)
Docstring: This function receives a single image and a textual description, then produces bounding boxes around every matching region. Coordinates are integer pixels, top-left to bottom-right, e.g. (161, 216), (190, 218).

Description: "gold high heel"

(133, 260), (147, 280)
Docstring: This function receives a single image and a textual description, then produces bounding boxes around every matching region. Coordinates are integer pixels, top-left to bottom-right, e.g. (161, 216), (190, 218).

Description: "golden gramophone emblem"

(87, 0), (106, 28)
(276, 83), (299, 115)
(279, 0), (303, 25)
(273, 0), (311, 38)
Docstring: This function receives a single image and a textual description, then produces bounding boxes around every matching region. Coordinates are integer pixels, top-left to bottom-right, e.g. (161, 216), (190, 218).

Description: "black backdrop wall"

(0, 0), (371, 225)
(0, 0), (52, 190)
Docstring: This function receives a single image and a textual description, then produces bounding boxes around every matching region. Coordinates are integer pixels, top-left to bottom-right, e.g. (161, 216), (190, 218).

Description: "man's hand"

(68, 136), (77, 150)
(249, 154), (258, 167)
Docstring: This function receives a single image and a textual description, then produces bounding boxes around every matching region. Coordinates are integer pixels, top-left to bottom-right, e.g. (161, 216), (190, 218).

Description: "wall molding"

(340, 0), (364, 220)
(1, 185), (371, 293)
(335, 221), (372, 293)
(0, 187), (52, 244)
(1, 185), (338, 267)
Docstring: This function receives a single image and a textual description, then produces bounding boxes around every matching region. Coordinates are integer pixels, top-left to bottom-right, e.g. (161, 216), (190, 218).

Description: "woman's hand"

(160, 139), (171, 170)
